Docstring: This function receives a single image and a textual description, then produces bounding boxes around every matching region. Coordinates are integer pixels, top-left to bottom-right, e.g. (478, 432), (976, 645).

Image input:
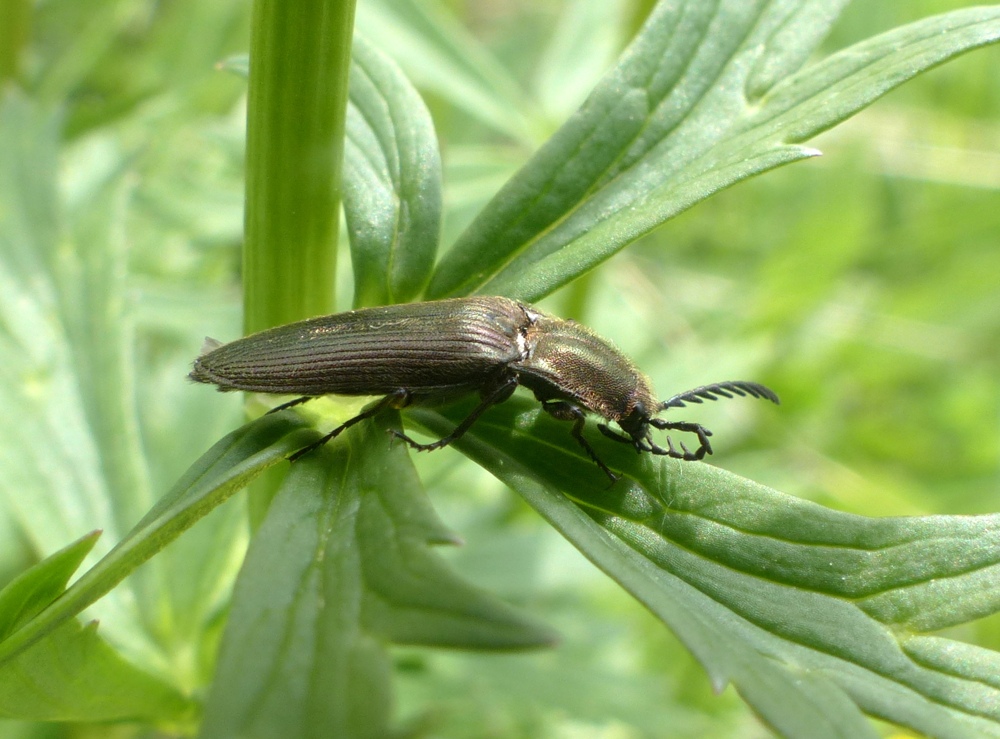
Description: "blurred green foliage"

(0, 0), (998, 737)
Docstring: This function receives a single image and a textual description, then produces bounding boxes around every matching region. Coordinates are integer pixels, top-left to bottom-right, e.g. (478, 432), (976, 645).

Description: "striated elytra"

(189, 296), (778, 481)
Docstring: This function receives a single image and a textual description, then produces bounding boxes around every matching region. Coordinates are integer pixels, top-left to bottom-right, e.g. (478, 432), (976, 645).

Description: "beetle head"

(617, 401), (654, 446)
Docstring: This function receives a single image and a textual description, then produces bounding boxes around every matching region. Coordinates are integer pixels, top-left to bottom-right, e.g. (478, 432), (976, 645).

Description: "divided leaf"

(410, 398), (1000, 738)
(0, 531), (99, 642)
(427, 1), (1000, 302)
(0, 618), (191, 722)
(0, 534), (190, 723)
(201, 412), (556, 739)
(0, 412), (309, 669)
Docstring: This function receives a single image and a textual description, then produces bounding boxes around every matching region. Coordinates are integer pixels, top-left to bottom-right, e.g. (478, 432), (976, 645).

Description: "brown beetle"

(190, 296), (778, 480)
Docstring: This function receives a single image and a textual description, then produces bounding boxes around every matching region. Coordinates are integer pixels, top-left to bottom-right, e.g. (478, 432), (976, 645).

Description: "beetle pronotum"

(190, 296), (778, 481)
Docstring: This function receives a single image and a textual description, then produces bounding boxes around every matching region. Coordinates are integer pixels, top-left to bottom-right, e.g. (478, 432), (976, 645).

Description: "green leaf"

(0, 531), (99, 642)
(202, 412), (557, 739)
(533, 0), (630, 121)
(0, 92), (162, 663)
(427, 1), (1000, 301)
(409, 398), (1000, 738)
(357, 0), (542, 145)
(0, 412), (310, 670)
(0, 618), (192, 722)
(218, 37), (443, 309)
(345, 35), (441, 307)
(0, 528), (189, 723)
(0, 91), (250, 679)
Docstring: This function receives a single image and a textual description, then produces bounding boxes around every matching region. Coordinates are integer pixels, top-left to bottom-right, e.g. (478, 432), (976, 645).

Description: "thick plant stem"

(0, 0), (31, 85)
(244, 0), (356, 524)
(244, 0), (356, 336)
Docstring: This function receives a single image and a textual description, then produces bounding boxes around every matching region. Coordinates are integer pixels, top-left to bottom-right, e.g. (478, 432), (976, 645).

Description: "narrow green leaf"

(427, 1), (1000, 301)
(202, 412), (557, 739)
(0, 92), (163, 662)
(0, 531), (100, 642)
(0, 412), (310, 669)
(409, 398), (1000, 738)
(0, 89), (252, 684)
(345, 35), (441, 307)
(218, 37), (444, 308)
(533, 0), (630, 121)
(0, 619), (192, 722)
(357, 0), (542, 145)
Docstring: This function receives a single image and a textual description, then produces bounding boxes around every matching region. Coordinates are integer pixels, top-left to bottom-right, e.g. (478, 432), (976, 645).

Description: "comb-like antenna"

(660, 381), (779, 411)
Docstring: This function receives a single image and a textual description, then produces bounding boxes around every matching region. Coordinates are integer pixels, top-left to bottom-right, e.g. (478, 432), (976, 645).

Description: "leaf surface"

(345, 35), (441, 306)
(428, 2), (1000, 301)
(202, 412), (556, 739)
(410, 398), (1000, 738)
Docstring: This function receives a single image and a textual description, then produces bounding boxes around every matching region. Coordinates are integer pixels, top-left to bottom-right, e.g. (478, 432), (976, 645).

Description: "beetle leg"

(645, 419), (714, 460)
(390, 375), (519, 452)
(288, 389), (409, 462)
(543, 403), (618, 483)
(267, 395), (315, 415)
(600, 423), (655, 457)
(598, 423), (634, 446)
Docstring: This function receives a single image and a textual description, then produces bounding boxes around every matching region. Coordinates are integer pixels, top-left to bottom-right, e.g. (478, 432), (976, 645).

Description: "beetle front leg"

(647, 418), (714, 460)
(390, 375), (519, 452)
(597, 423), (634, 446)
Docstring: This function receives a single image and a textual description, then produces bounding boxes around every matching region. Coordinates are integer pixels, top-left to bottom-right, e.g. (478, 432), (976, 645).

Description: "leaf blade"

(409, 398), (1000, 737)
(427, 2), (1000, 301)
(345, 35), (442, 307)
(202, 412), (557, 739)
(0, 412), (309, 670)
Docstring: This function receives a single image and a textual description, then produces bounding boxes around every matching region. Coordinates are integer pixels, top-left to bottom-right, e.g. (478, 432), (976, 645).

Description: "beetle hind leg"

(267, 395), (315, 414)
(390, 375), (519, 453)
(288, 390), (409, 462)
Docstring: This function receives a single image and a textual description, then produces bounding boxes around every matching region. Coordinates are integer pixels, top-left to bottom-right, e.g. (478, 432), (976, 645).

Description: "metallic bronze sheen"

(190, 296), (528, 397)
(190, 296), (778, 480)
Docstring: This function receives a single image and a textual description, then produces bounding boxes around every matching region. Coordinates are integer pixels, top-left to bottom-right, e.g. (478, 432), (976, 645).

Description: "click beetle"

(189, 296), (778, 481)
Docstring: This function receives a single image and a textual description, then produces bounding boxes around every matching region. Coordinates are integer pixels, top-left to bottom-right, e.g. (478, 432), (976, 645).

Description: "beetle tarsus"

(646, 419), (714, 459)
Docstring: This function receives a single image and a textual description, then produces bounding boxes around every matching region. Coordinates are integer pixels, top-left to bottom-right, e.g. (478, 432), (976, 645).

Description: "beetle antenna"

(660, 381), (779, 411)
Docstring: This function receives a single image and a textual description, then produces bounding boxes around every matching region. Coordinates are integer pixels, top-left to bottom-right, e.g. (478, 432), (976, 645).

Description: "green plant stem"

(0, 0), (31, 85)
(243, 0), (356, 335)
(243, 0), (356, 523)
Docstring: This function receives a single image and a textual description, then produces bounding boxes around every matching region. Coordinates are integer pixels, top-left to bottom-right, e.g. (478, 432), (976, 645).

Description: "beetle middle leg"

(390, 375), (519, 453)
(544, 402), (618, 483)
